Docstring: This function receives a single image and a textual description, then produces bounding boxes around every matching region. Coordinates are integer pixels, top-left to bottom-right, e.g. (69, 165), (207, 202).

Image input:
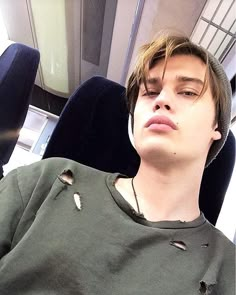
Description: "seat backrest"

(43, 76), (235, 225)
(43, 76), (140, 176)
(0, 43), (40, 177)
(199, 130), (235, 225)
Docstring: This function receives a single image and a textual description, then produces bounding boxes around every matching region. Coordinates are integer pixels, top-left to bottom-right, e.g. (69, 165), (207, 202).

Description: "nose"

(153, 89), (172, 112)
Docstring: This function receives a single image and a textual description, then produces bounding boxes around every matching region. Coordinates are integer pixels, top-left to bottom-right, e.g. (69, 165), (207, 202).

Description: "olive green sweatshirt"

(0, 158), (235, 294)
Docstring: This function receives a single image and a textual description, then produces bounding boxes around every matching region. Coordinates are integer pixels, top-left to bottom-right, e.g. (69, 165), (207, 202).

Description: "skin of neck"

(131, 157), (206, 222)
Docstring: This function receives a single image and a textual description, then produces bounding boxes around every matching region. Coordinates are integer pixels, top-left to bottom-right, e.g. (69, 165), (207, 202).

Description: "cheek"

(180, 101), (215, 130)
(133, 106), (147, 142)
(183, 113), (216, 147)
(133, 113), (142, 139)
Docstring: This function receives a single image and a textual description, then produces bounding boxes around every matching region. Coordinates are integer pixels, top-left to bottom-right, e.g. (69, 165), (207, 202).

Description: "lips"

(145, 115), (178, 130)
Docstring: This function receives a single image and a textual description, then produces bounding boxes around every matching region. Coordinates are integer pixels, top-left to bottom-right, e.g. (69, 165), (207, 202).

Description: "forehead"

(148, 54), (207, 82)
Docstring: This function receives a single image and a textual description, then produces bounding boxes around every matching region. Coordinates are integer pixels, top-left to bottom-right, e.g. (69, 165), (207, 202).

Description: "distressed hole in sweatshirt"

(199, 281), (215, 294)
(58, 169), (74, 185)
(74, 192), (82, 210)
(169, 240), (187, 251)
(201, 243), (209, 248)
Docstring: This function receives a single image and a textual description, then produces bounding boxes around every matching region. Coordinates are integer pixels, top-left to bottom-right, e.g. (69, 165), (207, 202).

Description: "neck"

(131, 159), (204, 222)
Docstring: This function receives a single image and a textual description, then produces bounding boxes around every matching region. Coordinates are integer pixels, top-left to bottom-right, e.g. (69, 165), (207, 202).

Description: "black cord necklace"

(131, 177), (141, 214)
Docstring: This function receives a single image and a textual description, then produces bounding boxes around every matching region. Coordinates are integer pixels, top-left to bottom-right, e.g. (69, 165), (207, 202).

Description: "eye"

(179, 91), (198, 97)
(143, 91), (159, 97)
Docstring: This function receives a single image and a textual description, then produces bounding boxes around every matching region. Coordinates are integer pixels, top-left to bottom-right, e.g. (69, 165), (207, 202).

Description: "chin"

(136, 138), (173, 153)
(137, 145), (175, 161)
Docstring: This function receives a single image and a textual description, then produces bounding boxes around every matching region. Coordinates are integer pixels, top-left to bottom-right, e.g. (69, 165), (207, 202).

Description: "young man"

(0, 33), (235, 294)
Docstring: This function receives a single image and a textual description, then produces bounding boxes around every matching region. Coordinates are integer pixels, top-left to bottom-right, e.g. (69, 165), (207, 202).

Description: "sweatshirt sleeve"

(0, 169), (25, 259)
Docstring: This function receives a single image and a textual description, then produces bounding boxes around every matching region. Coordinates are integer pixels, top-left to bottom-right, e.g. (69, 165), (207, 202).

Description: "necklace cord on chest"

(131, 178), (141, 214)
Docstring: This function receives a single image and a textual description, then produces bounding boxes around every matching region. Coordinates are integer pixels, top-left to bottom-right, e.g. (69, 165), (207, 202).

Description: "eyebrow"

(176, 75), (204, 86)
(145, 77), (161, 85)
(142, 75), (204, 88)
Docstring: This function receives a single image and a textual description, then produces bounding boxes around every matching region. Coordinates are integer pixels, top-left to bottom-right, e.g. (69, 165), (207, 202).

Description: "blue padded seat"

(43, 76), (140, 176)
(0, 43), (40, 178)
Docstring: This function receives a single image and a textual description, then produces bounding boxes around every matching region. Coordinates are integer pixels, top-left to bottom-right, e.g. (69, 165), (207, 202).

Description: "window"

(0, 9), (8, 42)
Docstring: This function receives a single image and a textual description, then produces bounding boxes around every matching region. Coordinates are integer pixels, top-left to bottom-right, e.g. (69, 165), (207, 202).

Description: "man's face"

(133, 54), (221, 166)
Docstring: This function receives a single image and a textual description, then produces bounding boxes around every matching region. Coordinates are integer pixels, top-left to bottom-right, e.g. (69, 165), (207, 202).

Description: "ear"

(212, 123), (222, 141)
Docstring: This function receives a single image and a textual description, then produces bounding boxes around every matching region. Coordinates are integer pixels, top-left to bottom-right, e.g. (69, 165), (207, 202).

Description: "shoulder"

(3, 158), (108, 205)
(16, 157), (106, 180)
(204, 220), (235, 266)
(205, 220), (235, 250)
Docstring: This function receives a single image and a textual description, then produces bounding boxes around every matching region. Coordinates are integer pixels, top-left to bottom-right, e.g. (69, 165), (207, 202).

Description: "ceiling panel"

(221, 1), (236, 30)
(191, 0), (236, 62)
(230, 19), (236, 33)
(208, 30), (226, 53)
(82, 0), (106, 65)
(215, 34), (232, 58)
(202, 0), (221, 19)
(191, 20), (208, 43)
(212, 0), (234, 25)
(200, 25), (217, 47)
